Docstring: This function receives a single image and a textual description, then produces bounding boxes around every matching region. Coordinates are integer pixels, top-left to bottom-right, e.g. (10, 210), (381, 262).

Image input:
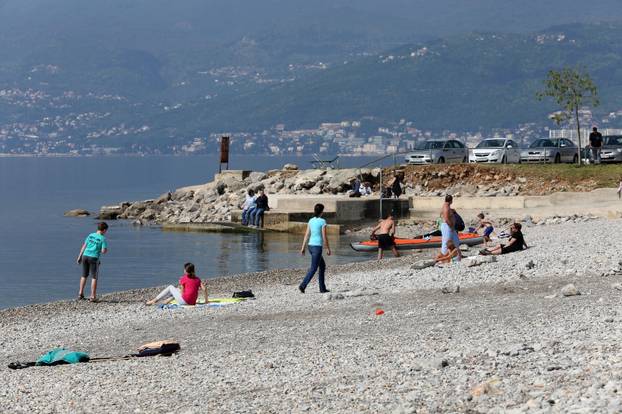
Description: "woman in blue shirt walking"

(299, 203), (331, 293)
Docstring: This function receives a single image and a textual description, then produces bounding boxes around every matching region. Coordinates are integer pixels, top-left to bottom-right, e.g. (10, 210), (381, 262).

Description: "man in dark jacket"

(251, 190), (269, 227)
(589, 127), (603, 164)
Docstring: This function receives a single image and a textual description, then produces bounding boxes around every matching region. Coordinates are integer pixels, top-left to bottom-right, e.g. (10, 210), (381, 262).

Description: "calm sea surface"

(0, 154), (397, 309)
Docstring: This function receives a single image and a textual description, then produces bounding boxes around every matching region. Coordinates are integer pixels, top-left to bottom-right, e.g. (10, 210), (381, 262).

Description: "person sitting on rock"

(240, 189), (256, 226)
(480, 223), (527, 255)
(435, 240), (459, 264)
(146, 263), (208, 306)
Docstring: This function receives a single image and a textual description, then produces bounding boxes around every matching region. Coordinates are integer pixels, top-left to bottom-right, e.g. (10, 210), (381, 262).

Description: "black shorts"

(377, 234), (395, 250)
(500, 244), (520, 255)
(81, 256), (100, 279)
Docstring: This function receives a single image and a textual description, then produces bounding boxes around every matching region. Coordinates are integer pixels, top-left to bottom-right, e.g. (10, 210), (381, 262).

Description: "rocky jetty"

(91, 163), (616, 225)
(99, 166), (383, 224)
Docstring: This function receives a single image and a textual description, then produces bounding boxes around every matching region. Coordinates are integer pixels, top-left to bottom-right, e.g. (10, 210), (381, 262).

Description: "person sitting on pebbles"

(435, 239), (459, 264)
(146, 263), (208, 306)
(480, 223), (528, 255)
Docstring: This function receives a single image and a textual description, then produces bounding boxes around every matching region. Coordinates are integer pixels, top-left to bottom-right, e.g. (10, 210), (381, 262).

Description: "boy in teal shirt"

(76, 222), (109, 302)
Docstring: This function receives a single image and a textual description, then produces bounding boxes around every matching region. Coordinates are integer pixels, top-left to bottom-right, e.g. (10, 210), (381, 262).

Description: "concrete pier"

(232, 195), (410, 234)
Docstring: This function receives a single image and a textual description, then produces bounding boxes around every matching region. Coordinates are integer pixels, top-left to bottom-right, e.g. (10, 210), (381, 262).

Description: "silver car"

(405, 139), (468, 164)
(520, 138), (578, 164)
(600, 135), (622, 163)
(470, 138), (521, 163)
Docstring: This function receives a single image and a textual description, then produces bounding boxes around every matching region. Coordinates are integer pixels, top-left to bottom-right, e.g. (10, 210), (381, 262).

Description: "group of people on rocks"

(240, 189), (270, 228)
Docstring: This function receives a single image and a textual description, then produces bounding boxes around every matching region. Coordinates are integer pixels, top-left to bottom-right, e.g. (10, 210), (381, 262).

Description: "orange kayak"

(350, 233), (484, 252)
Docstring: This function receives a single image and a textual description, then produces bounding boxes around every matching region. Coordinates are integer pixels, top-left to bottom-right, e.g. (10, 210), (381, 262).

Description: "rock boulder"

(64, 209), (90, 217)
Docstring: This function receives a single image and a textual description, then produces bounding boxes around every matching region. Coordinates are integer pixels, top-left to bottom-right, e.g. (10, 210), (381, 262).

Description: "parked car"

(469, 138), (521, 163)
(520, 138), (578, 164)
(405, 139), (468, 164)
(600, 135), (622, 163)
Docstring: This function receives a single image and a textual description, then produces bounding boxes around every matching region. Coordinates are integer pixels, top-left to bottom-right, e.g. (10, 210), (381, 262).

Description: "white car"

(470, 138), (521, 164)
(405, 139), (469, 164)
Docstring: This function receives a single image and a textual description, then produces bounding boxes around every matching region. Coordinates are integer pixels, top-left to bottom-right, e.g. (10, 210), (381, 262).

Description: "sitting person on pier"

(360, 182), (373, 196)
(250, 189), (269, 228)
(240, 189), (256, 226)
(348, 178), (362, 198)
(146, 263), (208, 306)
(480, 223), (527, 255)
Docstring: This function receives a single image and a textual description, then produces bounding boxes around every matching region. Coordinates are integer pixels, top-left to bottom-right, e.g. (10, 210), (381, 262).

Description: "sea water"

(0, 155), (389, 309)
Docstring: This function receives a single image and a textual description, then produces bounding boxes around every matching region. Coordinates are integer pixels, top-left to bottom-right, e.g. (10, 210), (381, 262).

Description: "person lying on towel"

(146, 263), (208, 306)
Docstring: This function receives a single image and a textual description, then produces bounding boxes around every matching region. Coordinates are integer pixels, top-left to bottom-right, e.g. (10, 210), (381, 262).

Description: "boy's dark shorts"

(377, 234), (395, 250)
(81, 256), (100, 279)
(483, 226), (494, 238)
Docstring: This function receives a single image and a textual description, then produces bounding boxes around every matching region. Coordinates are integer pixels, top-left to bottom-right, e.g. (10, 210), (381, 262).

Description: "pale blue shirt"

(308, 217), (327, 247)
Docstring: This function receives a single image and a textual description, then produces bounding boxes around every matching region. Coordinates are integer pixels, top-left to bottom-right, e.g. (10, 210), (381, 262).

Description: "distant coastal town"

(1, 86), (622, 157)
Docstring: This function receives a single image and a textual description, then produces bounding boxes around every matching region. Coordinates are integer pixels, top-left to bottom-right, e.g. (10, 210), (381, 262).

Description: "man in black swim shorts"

(370, 212), (399, 260)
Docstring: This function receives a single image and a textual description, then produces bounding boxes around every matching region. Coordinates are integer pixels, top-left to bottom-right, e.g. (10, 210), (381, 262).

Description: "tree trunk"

(575, 106), (582, 166)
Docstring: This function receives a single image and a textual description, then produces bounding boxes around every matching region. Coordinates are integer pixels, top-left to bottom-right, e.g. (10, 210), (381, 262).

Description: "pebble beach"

(3, 218), (622, 413)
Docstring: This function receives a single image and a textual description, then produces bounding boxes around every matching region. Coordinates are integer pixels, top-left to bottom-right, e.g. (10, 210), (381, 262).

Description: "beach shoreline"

(3, 218), (622, 413)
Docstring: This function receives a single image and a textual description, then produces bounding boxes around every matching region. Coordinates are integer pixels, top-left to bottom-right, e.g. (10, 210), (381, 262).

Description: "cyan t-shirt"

(308, 217), (327, 247)
(83, 232), (107, 258)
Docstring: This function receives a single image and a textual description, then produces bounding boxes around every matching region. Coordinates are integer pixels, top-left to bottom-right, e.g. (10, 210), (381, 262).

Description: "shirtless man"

(441, 195), (461, 260)
(370, 212), (400, 260)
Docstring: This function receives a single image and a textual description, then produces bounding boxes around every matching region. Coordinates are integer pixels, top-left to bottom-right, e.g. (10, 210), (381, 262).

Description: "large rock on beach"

(283, 163), (299, 170)
(99, 204), (128, 220)
(561, 283), (580, 297)
(463, 255), (497, 267)
(411, 259), (436, 270)
(64, 209), (90, 217)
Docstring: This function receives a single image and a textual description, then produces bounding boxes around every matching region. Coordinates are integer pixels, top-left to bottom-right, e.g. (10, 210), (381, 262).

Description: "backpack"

(136, 340), (180, 357)
(453, 212), (465, 232)
(233, 290), (255, 298)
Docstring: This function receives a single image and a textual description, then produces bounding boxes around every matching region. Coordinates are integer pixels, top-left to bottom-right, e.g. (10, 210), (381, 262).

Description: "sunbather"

(146, 263), (208, 306)
(435, 240), (459, 263)
(480, 223), (527, 255)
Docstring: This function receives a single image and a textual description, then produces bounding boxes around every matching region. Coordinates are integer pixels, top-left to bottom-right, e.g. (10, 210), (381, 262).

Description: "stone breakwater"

(3, 219), (622, 413)
(93, 162), (617, 226)
(98, 165), (383, 224)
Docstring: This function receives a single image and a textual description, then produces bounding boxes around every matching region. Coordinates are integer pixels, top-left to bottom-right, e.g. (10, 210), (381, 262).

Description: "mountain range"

(1, 1), (622, 151)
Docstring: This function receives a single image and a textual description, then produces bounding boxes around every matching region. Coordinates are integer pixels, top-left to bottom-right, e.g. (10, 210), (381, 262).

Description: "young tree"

(537, 67), (600, 165)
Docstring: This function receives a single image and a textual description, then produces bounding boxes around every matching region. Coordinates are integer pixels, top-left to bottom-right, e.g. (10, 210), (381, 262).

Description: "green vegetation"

(538, 68), (600, 165)
(490, 163), (622, 188)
